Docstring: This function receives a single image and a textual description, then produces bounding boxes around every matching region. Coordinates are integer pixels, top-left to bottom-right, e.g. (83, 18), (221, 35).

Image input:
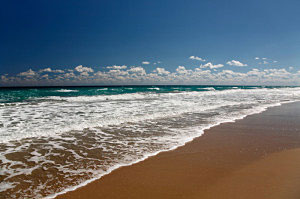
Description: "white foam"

(1, 87), (300, 144)
(148, 87), (160, 90)
(0, 182), (15, 192)
(47, 92), (151, 102)
(55, 89), (79, 92)
(97, 88), (108, 91)
(201, 87), (216, 91)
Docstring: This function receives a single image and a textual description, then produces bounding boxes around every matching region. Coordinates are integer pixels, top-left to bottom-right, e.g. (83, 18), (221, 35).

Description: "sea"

(0, 85), (300, 198)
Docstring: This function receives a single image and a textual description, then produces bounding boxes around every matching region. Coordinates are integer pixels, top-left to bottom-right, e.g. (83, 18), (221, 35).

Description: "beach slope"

(56, 102), (300, 199)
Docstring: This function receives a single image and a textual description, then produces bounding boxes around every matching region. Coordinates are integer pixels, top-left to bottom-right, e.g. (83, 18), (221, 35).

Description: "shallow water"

(0, 86), (300, 198)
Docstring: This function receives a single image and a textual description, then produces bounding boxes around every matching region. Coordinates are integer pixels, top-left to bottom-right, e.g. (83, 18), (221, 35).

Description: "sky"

(1, 0), (300, 86)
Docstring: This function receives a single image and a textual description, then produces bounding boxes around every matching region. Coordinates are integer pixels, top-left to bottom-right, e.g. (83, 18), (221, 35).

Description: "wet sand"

(56, 102), (300, 199)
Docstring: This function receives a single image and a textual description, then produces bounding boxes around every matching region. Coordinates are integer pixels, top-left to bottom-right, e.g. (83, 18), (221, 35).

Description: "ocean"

(0, 85), (300, 198)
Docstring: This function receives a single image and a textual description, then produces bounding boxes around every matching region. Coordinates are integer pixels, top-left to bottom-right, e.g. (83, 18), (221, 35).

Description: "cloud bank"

(1, 64), (299, 86)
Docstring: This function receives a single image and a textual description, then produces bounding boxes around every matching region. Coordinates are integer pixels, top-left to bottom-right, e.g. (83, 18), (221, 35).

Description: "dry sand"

(56, 102), (300, 199)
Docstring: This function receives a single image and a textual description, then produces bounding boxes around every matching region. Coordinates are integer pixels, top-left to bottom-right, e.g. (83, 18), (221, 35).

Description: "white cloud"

(80, 72), (89, 76)
(256, 57), (279, 64)
(142, 61), (150, 65)
(75, 65), (94, 73)
(176, 66), (190, 74)
(108, 69), (128, 76)
(128, 66), (146, 75)
(226, 60), (247, 67)
(153, 67), (170, 75)
(41, 74), (49, 78)
(189, 56), (206, 62)
(39, 68), (52, 73)
(53, 69), (64, 73)
(107, 65), (127, 70)
(39, 68), (64, 73)
(200, 62), (224, 69)
(258, 60), (269, 65)
(1, 75), (9, 82)
(264, 68), (289, 74)
(18, 69), (36, 77)
(64, 72), (76, 78)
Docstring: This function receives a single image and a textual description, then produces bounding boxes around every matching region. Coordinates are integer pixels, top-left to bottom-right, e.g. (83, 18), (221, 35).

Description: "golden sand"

(56, 102), (300, 199)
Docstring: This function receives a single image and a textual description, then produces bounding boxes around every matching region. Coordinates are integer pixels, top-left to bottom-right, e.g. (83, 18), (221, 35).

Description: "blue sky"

(1, 0), (300, 86)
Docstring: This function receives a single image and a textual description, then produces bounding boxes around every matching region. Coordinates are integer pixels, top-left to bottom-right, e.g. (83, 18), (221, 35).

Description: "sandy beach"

(56, 102), (300, 199)
(2, 1), (300, 198)
(2, 0), (300, 197)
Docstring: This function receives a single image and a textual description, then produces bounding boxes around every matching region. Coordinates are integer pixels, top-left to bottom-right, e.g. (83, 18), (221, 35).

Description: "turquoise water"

(0, 85), (293, 103)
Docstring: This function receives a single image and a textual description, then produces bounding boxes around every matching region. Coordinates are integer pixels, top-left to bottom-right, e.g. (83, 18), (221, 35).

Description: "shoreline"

(55, 101), (300, 199)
